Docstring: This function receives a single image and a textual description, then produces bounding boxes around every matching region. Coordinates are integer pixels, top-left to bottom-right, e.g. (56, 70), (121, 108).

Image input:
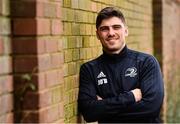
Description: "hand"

(97, 95), (103, 100)
(131, 88), (142, 102)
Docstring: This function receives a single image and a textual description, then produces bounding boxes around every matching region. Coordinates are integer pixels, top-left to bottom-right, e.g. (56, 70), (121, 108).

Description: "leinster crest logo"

(125, 67), (137, 77)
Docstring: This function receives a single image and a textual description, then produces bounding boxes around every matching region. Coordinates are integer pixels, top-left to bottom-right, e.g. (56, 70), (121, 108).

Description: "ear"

(125, 27), (128, 36)
(96, 30), (100, 40)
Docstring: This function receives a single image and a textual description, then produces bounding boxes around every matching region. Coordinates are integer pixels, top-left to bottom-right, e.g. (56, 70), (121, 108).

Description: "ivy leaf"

(21, 74), (31, 81)
(28, 83), (36, 91)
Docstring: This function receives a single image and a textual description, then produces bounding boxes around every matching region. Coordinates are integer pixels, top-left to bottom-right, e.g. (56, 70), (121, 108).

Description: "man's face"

(96, 17), (128, 54)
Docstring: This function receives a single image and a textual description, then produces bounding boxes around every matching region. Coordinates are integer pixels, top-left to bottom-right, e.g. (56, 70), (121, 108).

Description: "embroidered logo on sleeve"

(125, 67), (137, 77)
(97, 71), (108, 85)
(97, 71), (106, 78)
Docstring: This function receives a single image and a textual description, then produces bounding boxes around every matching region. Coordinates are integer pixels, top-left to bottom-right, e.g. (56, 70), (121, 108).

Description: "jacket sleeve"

(116, 56), (164, 119)
(78, 64), (136, 122)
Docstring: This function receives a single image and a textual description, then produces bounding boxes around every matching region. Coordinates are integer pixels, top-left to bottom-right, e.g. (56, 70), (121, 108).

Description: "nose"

(108, 27), (115, 36)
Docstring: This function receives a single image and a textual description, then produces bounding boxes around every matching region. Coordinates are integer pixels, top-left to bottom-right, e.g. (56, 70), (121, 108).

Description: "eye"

(112, 25), (122, 30)
(99, 26), (109, 32)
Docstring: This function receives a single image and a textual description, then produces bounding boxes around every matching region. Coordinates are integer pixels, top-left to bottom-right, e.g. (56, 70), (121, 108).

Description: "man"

(78, 7), (164, 123)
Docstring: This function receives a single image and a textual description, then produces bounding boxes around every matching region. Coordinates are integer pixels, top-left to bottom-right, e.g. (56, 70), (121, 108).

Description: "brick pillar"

(162, 0), (180, 122)
(11, 0), (64, 123)
(153, 0), (180, 122)
(0, 0), (14, 123)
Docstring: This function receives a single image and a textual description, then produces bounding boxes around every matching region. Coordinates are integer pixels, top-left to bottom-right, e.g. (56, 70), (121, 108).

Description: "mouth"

(107, 38), (115, 41)
(106, 38), (118, 42)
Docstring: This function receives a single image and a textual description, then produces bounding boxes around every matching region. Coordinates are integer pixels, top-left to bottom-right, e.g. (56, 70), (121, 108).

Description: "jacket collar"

(102, 45), (128, 62)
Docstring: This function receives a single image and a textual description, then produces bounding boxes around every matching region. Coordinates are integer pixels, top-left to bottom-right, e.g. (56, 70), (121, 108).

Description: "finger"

(97, 95), (103, 100)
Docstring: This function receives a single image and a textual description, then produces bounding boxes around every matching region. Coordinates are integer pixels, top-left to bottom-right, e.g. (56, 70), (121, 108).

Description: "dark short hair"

(96, 7), (126, 29)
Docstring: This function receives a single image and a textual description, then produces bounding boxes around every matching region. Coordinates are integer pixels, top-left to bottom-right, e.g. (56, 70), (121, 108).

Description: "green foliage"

(14, 67), (37, 123)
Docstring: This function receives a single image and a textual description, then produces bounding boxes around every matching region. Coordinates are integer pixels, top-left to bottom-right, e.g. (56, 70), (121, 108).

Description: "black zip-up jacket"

(78, 46), (164, 123)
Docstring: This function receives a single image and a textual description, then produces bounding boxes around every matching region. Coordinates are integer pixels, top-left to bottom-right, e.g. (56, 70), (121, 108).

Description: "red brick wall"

(153, 0), (180, 122)
(0, 0), (14, 122)
(11, 0), (64, 123)
(162, 0), (180, 122)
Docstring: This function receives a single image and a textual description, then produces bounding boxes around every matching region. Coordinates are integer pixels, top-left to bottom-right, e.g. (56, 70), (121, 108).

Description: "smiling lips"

(107, 38), (116, 41)
(106, 37), (119, 44)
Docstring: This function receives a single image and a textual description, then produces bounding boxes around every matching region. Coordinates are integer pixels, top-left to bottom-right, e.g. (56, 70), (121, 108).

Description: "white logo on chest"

(125, 67), (137, 77)
(97, 71), (108, 85)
